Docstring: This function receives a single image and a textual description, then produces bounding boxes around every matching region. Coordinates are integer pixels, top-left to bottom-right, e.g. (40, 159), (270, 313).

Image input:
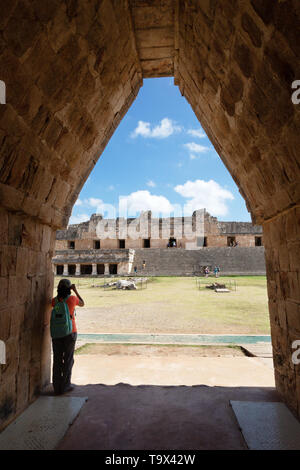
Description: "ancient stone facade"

(0, 0), (299, 431)
(53, 210), (264, 275)
(55, 210), (263, 250)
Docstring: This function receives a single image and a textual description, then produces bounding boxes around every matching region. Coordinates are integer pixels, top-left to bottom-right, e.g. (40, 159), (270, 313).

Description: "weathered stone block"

(233, 39), (253, 78)
(0, 209), (8, 245)
(0, 376), (17, 430)
(251, 0), (275, 25)
(241, 12), (262, 48)
(16, 367), (29, 415)
(286, 301), (300, 335)
(4, 1), (42, 57)
(0, 246), (17, 277)
(0, 307), (10, 342)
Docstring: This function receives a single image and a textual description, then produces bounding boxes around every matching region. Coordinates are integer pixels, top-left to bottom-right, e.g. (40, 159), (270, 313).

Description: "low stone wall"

(132, 247), (266, 276)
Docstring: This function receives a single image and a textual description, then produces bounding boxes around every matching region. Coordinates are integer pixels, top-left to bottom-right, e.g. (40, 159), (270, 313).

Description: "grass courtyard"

(54, 276), (270, 335)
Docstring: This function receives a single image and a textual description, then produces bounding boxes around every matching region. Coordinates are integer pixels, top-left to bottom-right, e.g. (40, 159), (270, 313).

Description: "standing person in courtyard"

(205, 266), (210, 277)
(49, 279), (84, 395)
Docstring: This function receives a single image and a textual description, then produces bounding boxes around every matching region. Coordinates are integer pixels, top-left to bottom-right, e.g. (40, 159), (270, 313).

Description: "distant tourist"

(134, 266), (137, 274)
(205, 266), (210, 277)
(214, 266), (220, 278)
(49, 279), (84, 395)
(142, 260), (146, 269)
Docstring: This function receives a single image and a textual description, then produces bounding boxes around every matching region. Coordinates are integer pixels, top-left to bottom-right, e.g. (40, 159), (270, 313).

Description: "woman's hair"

(57, 285), (71, 299)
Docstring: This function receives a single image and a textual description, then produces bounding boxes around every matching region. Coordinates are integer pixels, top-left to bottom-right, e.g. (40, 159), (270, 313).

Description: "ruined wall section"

(0, 208), (54, 430)
(0, 0), (142, 431)
(264, 207), (300, 416)
(176, 0), (300, 224)
(0, 0), (142, 229)
(54, 211), (263, 250)
(175, 0), (300, 416)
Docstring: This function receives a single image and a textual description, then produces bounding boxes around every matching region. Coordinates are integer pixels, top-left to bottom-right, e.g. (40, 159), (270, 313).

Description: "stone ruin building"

(53, 209), (265, 276)
(0, 0), (299, 436)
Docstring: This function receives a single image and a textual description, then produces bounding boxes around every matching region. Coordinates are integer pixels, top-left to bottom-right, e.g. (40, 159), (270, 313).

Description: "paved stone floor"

(53, 352), (279, 450)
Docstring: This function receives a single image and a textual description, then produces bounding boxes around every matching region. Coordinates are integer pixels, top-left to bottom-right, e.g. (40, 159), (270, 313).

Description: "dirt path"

(75, 343), (246, 357)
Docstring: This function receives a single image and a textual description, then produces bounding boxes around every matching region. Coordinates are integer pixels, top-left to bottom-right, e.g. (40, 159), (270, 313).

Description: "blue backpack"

(50, 296), (73, 339)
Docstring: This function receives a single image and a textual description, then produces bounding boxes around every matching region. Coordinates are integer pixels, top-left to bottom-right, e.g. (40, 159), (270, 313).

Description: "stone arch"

(0, 0), (299, 430)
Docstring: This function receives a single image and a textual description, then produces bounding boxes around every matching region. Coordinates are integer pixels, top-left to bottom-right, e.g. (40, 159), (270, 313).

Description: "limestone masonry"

(53, 209), (265, 275)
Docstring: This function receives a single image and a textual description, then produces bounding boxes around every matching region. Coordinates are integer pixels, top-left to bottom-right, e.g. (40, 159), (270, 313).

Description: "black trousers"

(52, 332), (77, 394)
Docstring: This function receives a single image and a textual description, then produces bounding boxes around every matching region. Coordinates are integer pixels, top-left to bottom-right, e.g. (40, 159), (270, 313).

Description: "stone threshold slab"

(230, 401), (300, 450)
(0, 396), (87, 450)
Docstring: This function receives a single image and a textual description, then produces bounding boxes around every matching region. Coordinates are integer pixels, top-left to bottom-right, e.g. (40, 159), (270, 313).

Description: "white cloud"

(187, 128), (206, 139)
(69, 213), (90, 224)
(74, 199), (83, 206)
(183, 142), (211, 160)
(131, 121), (151, 138)
(108, 185), (115, 191)
(119, 190), (174, 216)
(131, 118), (182, 139)
(184, 142), (210, 154)
(85, 197), (105, 211)
(174, 179), (234, 217)
(147, 180), (156, 187)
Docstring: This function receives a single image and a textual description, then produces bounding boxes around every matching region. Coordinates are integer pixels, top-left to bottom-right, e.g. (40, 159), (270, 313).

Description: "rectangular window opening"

(255, 236), (263, 246)
(227, 236), (236, 247)
(143, 238), (150, 248)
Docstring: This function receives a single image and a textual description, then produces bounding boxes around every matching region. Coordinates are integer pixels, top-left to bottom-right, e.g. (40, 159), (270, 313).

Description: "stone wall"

(0, 208), (54, 430)
(54, 210), (264, 250)
(263, 207), (300, 415)
(174, 0), (300, 417)
(53, 246), (266, 277)
(0, 0), (142, 431)
(132, 247), (266, 276)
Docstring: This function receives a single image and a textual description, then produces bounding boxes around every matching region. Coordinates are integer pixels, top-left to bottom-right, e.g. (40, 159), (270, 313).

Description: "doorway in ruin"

(68, 265), (76, 276)
(109, 264), (118, 275)
(97, 264), (105, 275)
(63, 77), (271, 387)
(56, 265), (64, 276)
(80, 265), (93, 276)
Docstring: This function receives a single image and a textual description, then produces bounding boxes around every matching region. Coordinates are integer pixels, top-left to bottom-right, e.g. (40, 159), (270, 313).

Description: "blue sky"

(71, 77), (251, 224)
